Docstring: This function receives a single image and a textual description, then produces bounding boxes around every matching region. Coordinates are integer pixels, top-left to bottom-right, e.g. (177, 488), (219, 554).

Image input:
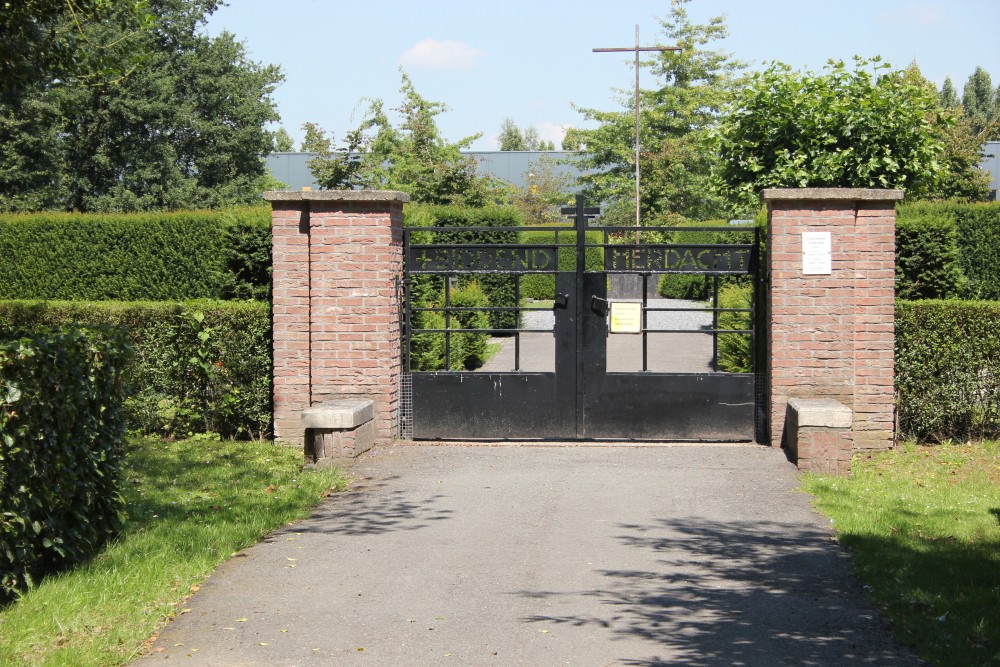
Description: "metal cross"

(594, 26), (681, 235)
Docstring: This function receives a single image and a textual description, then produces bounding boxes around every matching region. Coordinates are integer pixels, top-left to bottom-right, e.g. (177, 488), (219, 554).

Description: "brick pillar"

(264, 190), (409, 446)
(763, 188), (901, 467)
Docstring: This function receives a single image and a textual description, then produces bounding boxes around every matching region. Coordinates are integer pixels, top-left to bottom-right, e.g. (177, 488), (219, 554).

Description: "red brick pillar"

(763, 189), (901, 467)
(264, 191), (409, 446)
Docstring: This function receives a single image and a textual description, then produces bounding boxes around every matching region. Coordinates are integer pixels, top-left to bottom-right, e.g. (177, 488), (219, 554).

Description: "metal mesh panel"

(398, 372), (413, 440)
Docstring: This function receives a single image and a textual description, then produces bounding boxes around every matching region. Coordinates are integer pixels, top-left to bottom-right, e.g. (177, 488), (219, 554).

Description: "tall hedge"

(1, 326), (129, 600)
(895, 300), (1000, 441)
(897, 202), (1000, 300)
(895, 210), (965, 299)
(0, 301), (271, 440)
(0, 208), (271, 301)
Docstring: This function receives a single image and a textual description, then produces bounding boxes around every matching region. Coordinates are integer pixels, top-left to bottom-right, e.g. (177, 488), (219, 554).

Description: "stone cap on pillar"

(762, 188), (904, 202)
(262, 190), (411, 203)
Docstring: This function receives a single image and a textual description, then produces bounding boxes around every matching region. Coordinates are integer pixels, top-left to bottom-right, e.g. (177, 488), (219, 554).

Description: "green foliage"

(498, 118), (553, 151)
(406, 204), (523, 331)
(0, 1), (282, 212)
(895, 212), (965, 300)
(656, 222), (755, 299)
(0, 301), (271, 440)
(0, 325), (130, 601)
(572, 0), (743, 221)
(409, 282), (491, 372)
(895, 300), (1000, 441)
(961, 66), (1000, 140)
(510, 156), (576, 226)
(308, 72), (501, 207)
(0, 208), (271, 301)
(716, 283), (753, 373)
(715, 57), (946, 211)
(898, 202), (1000, 300)
(0, 436), (344, 665)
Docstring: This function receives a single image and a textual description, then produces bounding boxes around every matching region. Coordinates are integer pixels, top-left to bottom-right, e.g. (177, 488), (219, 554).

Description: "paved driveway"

(135, 444), (919, 666)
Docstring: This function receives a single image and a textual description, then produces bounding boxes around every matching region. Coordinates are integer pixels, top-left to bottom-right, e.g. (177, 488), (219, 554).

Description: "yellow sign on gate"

(609, 301), (642, 334)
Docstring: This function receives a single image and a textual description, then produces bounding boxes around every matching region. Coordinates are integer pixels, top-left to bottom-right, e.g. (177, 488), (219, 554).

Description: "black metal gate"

(401, 197), (764, 441)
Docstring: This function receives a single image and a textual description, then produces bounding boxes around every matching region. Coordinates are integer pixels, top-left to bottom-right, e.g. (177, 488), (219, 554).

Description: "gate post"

(763, 188), (902, 474)
(264, 190), (409, 449)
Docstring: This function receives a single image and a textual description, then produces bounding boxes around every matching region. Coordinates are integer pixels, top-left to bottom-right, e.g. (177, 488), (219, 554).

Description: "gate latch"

(591, 295), (609, 315)
(554, 293), (569, 308)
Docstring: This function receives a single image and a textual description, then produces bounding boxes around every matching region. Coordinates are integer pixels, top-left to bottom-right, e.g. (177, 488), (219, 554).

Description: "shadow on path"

(518, 517), (919, 666)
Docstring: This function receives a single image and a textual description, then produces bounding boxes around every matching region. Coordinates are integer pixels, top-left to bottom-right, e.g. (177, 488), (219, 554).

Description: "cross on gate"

(594, 26), (681, 238)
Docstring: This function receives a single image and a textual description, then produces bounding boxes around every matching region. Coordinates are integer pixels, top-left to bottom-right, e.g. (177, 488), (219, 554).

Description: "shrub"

(657, 223), (756, 300)
(716, 283), (753, 373)
(895, 300), (1000, 441)
(408, 282), (491, 371)
(898, 201), (1000, 300)
(1, 326), (129, 601)
(0, 301), (270, 440)
(895, 211), (965, 299)
(0, 208), (271, 301)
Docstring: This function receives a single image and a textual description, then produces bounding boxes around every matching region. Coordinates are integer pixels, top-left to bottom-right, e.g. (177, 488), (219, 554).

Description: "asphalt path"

(134, 444), (919, 666)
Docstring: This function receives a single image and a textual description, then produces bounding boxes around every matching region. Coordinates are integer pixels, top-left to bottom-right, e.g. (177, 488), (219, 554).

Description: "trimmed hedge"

(897, 202), (1000, 300)
(0, 208), (271, 301)
(895, 300), (1000, 442)
(1, 325), (129, 600)
(895, 210), (965, 299)
(0, 301), (270, 440)
(409, 282), (492, 371)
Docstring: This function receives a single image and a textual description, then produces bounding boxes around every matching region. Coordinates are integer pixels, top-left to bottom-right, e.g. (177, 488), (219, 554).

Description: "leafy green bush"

(716, 283), (753, 373)
(1, 326), (129, 601)
(0, 301), (270, 440)
(405, 204), (523, 330)
(897, 202), (1000, 300)
(409, 282), (491, 371)
(0, 208), (270, 301)
(895, 300), (1000, 441)
(895, 210), (965, 299)
(657, 223), (756, 300)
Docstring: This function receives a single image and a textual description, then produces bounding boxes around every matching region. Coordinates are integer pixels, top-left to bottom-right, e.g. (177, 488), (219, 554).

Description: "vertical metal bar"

(712, 275), (719, 371)
(514, 273), (521, 371)
(444, 277), (451, 370)
(634, 24), (641, 241)
(641, 273), (648, 372)
(574, 195), (587, 438)
(403, 229), (412, 373)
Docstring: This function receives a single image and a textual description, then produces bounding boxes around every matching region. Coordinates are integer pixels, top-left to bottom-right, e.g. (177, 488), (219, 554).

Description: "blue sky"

(205, 0), (1000, 151)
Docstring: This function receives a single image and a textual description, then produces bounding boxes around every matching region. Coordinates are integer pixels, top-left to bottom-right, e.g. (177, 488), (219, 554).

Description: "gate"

(400, 197), (764, 441)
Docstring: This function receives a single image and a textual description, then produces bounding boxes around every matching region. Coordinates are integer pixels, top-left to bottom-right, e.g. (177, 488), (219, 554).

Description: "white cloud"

(877, 3), (950, 26)
(399, 39), (486, 71)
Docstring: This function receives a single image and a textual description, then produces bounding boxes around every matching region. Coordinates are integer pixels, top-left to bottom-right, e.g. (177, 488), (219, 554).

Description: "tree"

(570, 0), (745, 222)
(273, 127), (294, 153)
(940, 77), (960, 109)
(300, 122), (331, 153)
(0, 0), (283, 212)
(962, 66), (1000, 139)
(511, 156), (575, 224)
(714, 57), (947, 211)
(498, 118), (552, 151)
(0, 0), (151, 105)
(307, 71), (499, 206)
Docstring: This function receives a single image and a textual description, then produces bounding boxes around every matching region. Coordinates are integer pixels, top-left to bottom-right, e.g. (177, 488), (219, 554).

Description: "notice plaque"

(609, 301), (642, 334)
(802, 231), (832, 275)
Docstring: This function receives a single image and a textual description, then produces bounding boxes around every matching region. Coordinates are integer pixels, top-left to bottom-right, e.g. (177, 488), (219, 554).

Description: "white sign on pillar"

(802, 231), (832, 275)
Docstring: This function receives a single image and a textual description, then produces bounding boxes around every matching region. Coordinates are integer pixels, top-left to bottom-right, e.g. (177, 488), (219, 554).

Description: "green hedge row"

(0, 208), (271, 301)
(0, 301), (271, 440)
(895, 300), (1000, 442)
(1, 325), (129, 600)
(519, 227), (603, 300)
(897, 202), (1000, 300)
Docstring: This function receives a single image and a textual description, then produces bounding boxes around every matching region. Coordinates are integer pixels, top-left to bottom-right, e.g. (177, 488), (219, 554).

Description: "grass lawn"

(0, 435), (346, 666)
(803, 441), (1000, 667)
